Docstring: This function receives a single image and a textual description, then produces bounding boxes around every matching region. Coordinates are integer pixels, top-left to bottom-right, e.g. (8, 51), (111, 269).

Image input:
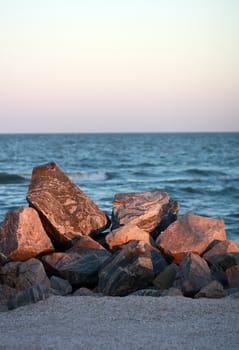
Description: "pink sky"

(0, 0), (239, 132)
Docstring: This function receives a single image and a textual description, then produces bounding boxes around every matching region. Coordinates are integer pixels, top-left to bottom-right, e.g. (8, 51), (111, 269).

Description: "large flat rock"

(0, 207), (54, 261)
(111, 191), (179, 233)
(27, 162), (110, 243)
(157, 213), (226, 263)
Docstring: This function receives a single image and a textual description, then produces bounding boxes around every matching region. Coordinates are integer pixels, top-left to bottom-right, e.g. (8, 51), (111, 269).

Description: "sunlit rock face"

(111, 191), (179, 234)
(157, 213), (226, 264)
(105, 224), (153, 250)
(0, 207), (54, 261)
(27, 162), (110, 243)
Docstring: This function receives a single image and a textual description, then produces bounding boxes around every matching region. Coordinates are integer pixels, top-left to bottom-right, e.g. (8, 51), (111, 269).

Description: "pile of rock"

(0, 162), (239, 310)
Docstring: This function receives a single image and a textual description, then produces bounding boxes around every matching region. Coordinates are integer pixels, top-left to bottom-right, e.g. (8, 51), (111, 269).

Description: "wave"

(0, 172), (28, 184)
(68, 171), (115, 182)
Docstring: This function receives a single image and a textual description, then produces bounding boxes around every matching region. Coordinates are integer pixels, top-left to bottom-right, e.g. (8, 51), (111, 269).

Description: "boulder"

(0, 207), (54, 261)
(157, 213), (226, 264)
(203, 240), (239, 270)
(226, 264), (239, 288)
(42, 243), (111, 287)
(153, 263), (178, 290)
(0, 285), (17, 312)
(130, 288), (161, 297)
(50, 276), (72, 296)
(67, 236), (108, 256)
(73, 287), (104, 297)
(160, 287), (183, 297)
(105, 224), (153, 250)
(195, 280), (226, 298)
(0, 258), (50, 291)
(27, 162), (110, 243)
(111, 191), (179, 233)
(7, 284), (50, 310)
(98, 240), (168, 296)
(174, 252), (212, 297)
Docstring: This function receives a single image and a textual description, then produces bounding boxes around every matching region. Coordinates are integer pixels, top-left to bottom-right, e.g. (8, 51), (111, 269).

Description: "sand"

(0, 295), (239, 350)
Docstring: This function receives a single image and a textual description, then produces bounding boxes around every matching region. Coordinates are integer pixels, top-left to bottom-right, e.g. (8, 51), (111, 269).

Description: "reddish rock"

(0, 207), (54, 261)
(203, 240), (239, 270)
(67, 236), (107, 255)
(175, 252), (212, 297)
(0, 258), (50, 291)
(98, 240), (168, 296)
(226, 264), (239, 288)
(111, 191), (179, 233)
(157, 213), (226, 264)
(27, 162), (110, 243)
(105, 224), (153, 250)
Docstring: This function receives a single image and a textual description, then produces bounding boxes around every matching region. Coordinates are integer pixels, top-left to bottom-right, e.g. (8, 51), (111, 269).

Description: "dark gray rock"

(153, 263), (178, 290)
(98, 240), (167, 296)
(160, 287), (183, 297)
(175, 252), (212, 297)
(73, 287), (104, 297)
(203, 240), (239, 270)
(130, 288), (161, 297)
(195, 280), (226, 298)
(0, 258), (50, 291)
(42, 248), (111, 287)
(225, 264), (239, 288)
(7, 284), (50, 310)
(50, 276), (72, 296)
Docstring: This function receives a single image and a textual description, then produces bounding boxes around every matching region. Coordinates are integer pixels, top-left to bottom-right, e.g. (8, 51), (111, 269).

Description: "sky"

(0, 0), (239, 133)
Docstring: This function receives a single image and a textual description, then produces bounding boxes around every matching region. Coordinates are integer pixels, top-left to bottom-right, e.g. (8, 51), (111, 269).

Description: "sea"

(0, 132), (238, 241)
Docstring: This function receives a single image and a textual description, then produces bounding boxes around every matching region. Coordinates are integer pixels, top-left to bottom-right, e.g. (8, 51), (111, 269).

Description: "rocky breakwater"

(0, 162), (239, 311)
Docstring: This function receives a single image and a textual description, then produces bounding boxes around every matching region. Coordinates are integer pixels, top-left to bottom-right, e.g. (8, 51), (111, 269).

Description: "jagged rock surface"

(0, 207), (54, 261)
(174, 252), (212, 297)
(27, 162), (110, 243)
(105, 224), (153, 250)
(98, 240), (168, 296)
(157, 213), (226, 263)
(111, 191), (179, 233)
(0, 258), (50, 291)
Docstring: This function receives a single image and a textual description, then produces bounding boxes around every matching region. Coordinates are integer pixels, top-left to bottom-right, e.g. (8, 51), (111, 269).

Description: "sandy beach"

(0, 295), (239, 350)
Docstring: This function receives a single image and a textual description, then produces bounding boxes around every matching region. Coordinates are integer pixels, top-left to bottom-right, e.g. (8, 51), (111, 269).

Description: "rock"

(98, 240), (168, 296)
(157, 213), (226, 264)
(42, 243), (111, 287)
(0, 207), (54, 261)
(153, 263), (178, 290)
(160, 287), (183, 297)
(130, 288), (161, 297)
(50, 276), (72, 296)
(175, 252), (212, 297)
(105, 224), (153, 250)
(226, 288), (239, 297)
(0, 258), (50, 291)
(0, 284), (17, 311)
(73, 287), (104, 297)
(67, 236), (108, 256)
(195, 280), (226, 298)
(203, 240), (239, 270)
(27, 162), (110, 243)
(7, 284), (50, 310)
(225, 264), (239, 288)
(111, 191), (179, 233)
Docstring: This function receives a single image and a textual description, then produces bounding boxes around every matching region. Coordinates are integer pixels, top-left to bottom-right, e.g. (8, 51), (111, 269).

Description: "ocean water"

(0, 132), (238, 241)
